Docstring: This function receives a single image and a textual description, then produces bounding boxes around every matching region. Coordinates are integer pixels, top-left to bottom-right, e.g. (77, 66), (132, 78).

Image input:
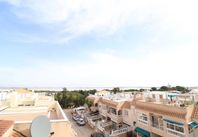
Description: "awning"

(168, 95), (177, 97)
(135, 127), (150, 137)
(189, 121), (198, 128)
(164, 119), (184, 126)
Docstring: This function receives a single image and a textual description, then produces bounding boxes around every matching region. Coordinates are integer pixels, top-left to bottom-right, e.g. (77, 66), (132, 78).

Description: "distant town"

(1, 86), (198, 137)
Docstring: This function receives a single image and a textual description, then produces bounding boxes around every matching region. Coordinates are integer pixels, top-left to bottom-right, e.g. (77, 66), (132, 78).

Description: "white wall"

(122, 106), (136, 126)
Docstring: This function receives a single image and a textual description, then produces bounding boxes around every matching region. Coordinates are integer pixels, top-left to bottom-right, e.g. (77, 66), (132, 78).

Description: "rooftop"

(15, 88), (32, 94)
(91, 92), (134, 102)
(0, 106), (48, 114)
(0, 101), (67, 121)
(0, 120), (14, 137)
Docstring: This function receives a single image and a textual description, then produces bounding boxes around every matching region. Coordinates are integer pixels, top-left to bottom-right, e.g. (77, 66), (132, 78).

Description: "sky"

(0, 0), (198, 87)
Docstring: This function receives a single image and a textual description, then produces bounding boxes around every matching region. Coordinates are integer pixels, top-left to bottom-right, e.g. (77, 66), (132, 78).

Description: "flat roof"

(0, 102), (68, 122)
(0, 112), (48, 121)
(0, 106), (48, 114)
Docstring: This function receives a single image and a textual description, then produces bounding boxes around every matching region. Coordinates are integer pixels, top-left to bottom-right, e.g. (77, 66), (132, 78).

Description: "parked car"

(72, 114), (81, 121)
(90, 132), (104, 137)
(76, 118), (86, 126)
(76, 106), (86, 112)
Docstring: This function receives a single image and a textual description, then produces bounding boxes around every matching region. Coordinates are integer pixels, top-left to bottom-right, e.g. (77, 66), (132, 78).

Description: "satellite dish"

(30, 115), (51, 137)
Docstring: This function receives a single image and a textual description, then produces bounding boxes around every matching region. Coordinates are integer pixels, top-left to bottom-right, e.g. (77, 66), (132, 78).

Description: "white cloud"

(3, 0), (198, 42)
(1, 0), (198, 86)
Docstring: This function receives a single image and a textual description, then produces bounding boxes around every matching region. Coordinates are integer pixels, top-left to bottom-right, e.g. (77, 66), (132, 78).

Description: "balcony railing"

(99, 109), (107, 116)
(89, 115), (102, 121)
(97, 122), (104, 132)
(97, 121), (112, 129)
(110, 126), (132, 137)
(101, 121), (112, 127)
(91, 115), (102, 121)
(87, 118), (96, 128)
(106, 113), (123, 123)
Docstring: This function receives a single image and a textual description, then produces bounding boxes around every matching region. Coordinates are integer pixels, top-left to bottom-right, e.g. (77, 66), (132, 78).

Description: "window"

(118, 110), (122, 115)
(142, 114), (148, 121)
(110, 108), (116, 115)
(188, 125), (193, 133)
(175, 126), (184, 133)
(167, 123), (184, 133)
(151, 115), (159, 128)
(159, 95), (163, 99)
(137, 112), (148, 125)
(166, 121), (184, 137)
(124, 110), (128, 116)
(167, 123), (174, 130)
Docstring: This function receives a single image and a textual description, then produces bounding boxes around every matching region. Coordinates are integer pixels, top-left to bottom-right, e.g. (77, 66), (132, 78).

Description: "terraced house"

(87, 90), (198, 137)
(0, 88), (76, 137)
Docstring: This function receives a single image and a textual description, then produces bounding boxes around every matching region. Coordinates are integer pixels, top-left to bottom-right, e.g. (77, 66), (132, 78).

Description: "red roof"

(0, 120), (14, 136)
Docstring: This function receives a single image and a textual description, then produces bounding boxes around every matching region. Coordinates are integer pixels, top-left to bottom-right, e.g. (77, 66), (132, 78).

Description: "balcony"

(150, 115), (164, 131)
(99, 109), (107, 117)
(97, 121), (112, 132)
(110, 126), (132, 137)
(101, 121), (112, 127)
(88, 115), (102, 121)
(106, 111), (123, 123)
(97, 121), (132, 137)
(87, 115), (102, 128)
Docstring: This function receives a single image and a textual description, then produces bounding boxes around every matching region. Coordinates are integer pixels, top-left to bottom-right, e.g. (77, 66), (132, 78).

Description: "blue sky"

(0, 0), (198, 87)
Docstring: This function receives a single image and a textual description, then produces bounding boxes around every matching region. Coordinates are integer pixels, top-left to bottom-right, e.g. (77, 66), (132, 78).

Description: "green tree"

(85, 99), (93, 107)
(112, 87), (121, 94)
(159, 86), (169, 91)
(139, 88), (145, 92)
(175, 86), (189, 93)
(124, 89), (138, 92)
(62, 87), (67, 92)
(55, 89), (100, 109)
(150, 87), (157, 91)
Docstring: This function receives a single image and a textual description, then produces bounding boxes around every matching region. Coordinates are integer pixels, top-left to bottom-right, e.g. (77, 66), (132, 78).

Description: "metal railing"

(106, 113), (123, 123)
(101, 121), (112, 127)
(87, 115), (102, 121)
(110, 126), (132, 137)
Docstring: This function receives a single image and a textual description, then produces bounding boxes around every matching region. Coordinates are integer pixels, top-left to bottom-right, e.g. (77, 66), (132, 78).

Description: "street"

(64, 109), (94, 137)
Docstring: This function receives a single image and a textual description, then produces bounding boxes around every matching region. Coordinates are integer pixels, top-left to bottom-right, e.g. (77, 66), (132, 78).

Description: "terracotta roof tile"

(0, 120), (14, 136)
(120, 101), (131, 109)
(135, 101), (186, 120)
(192, 105), (198, 119)
(100, 99), (118, 108)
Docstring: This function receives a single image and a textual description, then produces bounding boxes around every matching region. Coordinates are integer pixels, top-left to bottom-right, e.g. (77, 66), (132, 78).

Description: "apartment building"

(0, 88), (76, 137)
(87, 91), (198, 137)
(95, 90), (111, 96)
(87, 92), (136, 137)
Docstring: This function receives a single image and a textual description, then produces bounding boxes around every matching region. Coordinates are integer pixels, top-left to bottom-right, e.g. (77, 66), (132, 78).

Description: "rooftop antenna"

(30, 115), (51, 137)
